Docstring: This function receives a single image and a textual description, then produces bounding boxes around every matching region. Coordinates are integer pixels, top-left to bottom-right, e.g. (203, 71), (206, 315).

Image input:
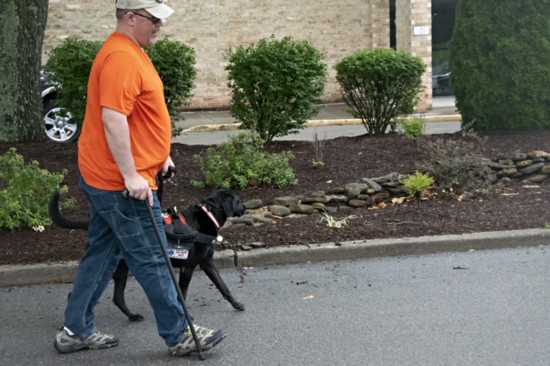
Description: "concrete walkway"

(172, 96), (461, 145)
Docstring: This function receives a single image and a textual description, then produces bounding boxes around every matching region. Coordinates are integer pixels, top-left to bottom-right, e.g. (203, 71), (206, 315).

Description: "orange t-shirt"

(78, 32), (171, 191)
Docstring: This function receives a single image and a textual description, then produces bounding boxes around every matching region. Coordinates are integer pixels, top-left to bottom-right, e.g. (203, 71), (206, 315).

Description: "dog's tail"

(49, 191), (89, 230)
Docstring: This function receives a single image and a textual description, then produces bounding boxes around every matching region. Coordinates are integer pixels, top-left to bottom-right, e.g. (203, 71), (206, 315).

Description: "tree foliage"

(449, 0), (550, 130)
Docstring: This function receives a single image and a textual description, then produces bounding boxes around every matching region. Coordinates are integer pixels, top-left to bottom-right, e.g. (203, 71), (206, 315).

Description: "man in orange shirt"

(54, 0), (225, 357)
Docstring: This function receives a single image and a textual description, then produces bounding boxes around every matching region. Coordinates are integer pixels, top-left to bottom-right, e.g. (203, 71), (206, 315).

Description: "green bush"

(45, 37), (102, 129)
(449, 0), (550, 130)
(193, 131), (298, 189)
(146, 37), (197, 136)
(225, 35), (327, 144)
(334, 48), (426, 135)
(398, 117), (425, 138)
(416, 129), (496, 199)
(0, 148), (68, 230)
(45, 37), (196, 137)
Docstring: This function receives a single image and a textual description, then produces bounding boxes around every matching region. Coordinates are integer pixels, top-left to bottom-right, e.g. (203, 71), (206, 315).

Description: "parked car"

(40, 70), (78, 143)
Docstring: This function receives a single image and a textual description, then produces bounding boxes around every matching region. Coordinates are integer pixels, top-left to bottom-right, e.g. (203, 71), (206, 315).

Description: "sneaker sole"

(54, 339), (119, 353)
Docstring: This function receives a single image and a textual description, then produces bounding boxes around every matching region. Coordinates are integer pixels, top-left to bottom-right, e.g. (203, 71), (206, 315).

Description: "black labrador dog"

(49, 189), (246, 321)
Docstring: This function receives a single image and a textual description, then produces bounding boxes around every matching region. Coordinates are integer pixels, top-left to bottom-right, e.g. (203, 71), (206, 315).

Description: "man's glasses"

(128, 12), (162, 25)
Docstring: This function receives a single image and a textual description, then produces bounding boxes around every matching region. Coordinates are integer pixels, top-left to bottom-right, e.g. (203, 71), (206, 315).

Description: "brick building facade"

(43, 0), (433, 110)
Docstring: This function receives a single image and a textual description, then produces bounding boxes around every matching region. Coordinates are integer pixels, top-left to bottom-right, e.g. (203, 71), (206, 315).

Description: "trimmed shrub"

(146, 37), (197, 136)
(45, 37), (102, 130)
(449, 0), (550, 130)
(225, 35), (327, 144)
(45, 37), (196, 137)
(192, 131), (298, 189)
(334, 48), (426, 135)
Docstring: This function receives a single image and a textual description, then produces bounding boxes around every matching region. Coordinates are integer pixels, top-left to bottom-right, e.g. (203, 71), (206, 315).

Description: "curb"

(1, 228), (548, 288)
(182, 114), (462, 133)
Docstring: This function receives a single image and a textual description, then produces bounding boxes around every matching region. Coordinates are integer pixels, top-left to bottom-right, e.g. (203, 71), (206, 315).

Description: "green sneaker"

(168, 324), (226, 357)
(54, 328), (119, 353)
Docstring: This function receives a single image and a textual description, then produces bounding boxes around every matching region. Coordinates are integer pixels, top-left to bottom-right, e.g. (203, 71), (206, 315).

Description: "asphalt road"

(2, 245), (550, 366)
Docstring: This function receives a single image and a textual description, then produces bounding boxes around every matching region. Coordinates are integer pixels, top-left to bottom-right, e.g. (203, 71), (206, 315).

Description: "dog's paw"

(231, 301), (245, 311)
(129, 313), (145, 322)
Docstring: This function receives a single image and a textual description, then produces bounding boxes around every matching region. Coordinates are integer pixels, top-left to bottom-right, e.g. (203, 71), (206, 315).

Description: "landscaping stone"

(221, 150), (550, 235)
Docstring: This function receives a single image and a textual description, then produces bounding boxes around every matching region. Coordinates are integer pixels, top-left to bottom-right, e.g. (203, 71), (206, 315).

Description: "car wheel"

(43, 98), (78, 143)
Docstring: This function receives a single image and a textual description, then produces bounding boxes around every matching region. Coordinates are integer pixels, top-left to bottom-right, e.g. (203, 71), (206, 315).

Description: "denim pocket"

(80, 183), (146, 251)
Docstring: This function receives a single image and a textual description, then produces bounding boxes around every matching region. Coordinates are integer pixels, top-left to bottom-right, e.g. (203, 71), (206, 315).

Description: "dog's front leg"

(200, 259), (245, 311)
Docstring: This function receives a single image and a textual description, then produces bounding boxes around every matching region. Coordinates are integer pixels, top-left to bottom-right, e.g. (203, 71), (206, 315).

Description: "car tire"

(42, 98), (78, 143)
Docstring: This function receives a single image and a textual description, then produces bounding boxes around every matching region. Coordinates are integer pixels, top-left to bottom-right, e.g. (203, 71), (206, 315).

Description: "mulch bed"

(1, 130), (549, 265)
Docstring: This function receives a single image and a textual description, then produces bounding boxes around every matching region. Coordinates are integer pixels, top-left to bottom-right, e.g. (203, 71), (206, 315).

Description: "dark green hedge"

(449, 0), (550, 130)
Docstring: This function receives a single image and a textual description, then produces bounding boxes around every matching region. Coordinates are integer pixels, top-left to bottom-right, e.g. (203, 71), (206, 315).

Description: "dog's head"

(200, 190), (245, 224)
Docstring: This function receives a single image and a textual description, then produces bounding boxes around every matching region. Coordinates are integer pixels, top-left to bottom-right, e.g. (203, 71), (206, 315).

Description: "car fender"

(41, 86), (57, 98)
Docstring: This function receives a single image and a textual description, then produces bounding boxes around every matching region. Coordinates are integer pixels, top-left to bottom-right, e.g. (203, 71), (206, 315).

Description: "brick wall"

(43, 0), (432, 110)
(395, 0), (432, 110)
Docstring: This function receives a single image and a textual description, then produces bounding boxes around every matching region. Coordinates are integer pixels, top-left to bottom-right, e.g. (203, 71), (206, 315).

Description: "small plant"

(320, 212), (350, 228)
(403, 171), (434, 206)
(225, 35), (327, 144)
(0, 148), (69, 230)
(311, 130), (327, 168)
(334, 48), (426, 135)
(417, 128), (496, 199)
(193, 131), (298, 189)
(544, 222), (550, 229)
(399, 117), (425, 138)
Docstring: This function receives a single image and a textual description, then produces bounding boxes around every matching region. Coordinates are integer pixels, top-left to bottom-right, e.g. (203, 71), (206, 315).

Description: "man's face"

(128, 10), (164, 47)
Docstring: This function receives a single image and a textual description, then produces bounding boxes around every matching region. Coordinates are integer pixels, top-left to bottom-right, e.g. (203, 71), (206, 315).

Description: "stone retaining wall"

(225, 150), (550, 231)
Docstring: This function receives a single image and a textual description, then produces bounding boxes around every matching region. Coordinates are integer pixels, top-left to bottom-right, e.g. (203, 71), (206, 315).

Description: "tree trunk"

(0, 0), (48, 143)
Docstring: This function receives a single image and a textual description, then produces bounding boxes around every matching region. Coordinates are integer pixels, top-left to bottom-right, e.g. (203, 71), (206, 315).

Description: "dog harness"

(162, 206), (222, 263)
(199, 204), (221, 230)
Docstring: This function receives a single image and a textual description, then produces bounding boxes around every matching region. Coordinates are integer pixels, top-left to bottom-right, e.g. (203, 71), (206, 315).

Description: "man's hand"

(125, 174), (153, 205)
(161, 156), (176, 180)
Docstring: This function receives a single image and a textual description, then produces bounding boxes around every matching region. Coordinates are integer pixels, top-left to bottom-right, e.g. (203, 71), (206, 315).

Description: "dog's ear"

(224, 192), (245, 217)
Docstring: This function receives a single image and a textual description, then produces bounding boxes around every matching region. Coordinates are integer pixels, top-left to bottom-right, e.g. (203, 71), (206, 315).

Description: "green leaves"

(334, 48), (425, 135)
(45, 36), (196, 138)
(193, 131), (297, 189)
(225, 35), (327, 144)
(45, 37), (102, 129)
(146, 37), (197, 135)
(0, 148), (68, 230)
(450, 0), (550, 130)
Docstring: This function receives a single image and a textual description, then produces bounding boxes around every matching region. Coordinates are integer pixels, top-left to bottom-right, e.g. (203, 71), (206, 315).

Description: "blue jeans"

(63, 174), (186, 347)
